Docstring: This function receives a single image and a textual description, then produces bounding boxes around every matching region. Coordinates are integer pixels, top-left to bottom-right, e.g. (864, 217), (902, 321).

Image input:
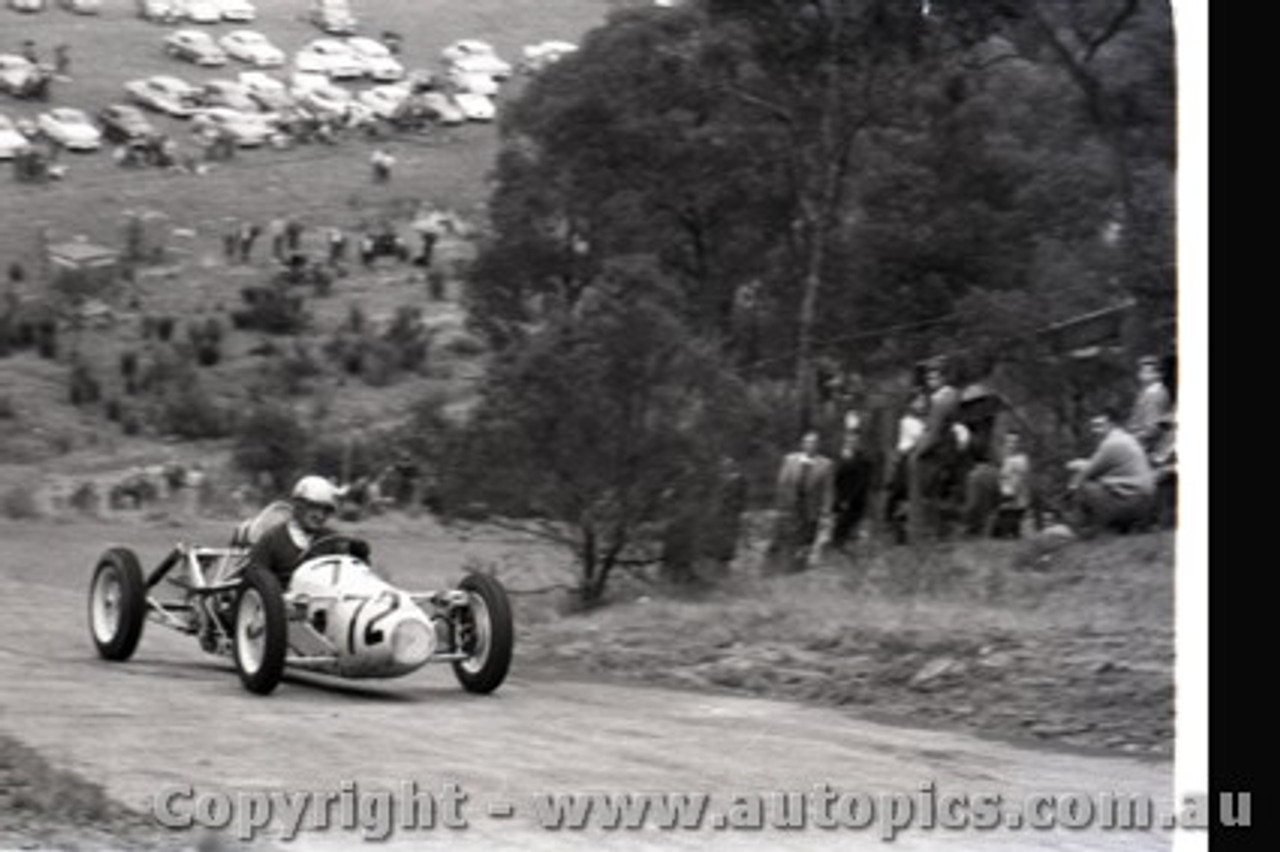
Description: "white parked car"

(357, 83), (409, 119)
(442, 40), (512, 80)
(447, 67), (499, 97)
(345, 37), (404, 82)
(295, 39), (365, 80)
(293, 80), (353, 119)
(165, 29), (229, 67)
(38, 107), (103, 150)
(238, 71), (299, 113)
(0, 114), (33, 160)
(220, 31), (285, 67)
(59, 0), (101, 13)
(214, 0), (254, 21)
(124, 75), (203, 118)
(309, 0), (356, 35)
(452, 92), (495, 122)
(175, 0), (221, 23)
(0, 55), (40, 96)
(421, 91), (465, 126)
(193, 107), (273, 146)
(9, 0), (46, 11)
(521, 40), (578, 73)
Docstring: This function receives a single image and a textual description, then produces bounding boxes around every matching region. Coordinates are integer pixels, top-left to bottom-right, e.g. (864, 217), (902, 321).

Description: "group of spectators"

(766, 354), (1177, 571)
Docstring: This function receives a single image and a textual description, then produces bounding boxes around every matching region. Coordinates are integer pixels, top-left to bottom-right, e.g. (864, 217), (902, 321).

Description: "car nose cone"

(391, 618), (434, 667)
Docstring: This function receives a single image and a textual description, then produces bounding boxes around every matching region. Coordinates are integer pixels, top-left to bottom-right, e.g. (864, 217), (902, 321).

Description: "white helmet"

(291, 475), (341, 509)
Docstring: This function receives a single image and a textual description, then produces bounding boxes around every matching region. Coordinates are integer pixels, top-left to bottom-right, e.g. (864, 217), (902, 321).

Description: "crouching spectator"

(1065, 409), (1155, 537)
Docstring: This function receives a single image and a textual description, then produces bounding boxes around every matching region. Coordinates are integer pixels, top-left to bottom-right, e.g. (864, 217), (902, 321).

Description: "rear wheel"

(451, 573), (513, 694)
(233, 568), (287, 695)
(88, 547), (147, 661)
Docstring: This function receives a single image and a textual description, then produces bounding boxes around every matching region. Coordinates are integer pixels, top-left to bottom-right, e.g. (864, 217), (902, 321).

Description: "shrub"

(69, 360), (102, 406)
(231, 404), (312, 494)
(2, 484), (41, 520)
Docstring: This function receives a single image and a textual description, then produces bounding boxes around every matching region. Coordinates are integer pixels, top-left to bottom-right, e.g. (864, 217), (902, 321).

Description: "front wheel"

(451, 573), (513, 694)
(233, 568), (287, 695)
(88, 547), (147, 661)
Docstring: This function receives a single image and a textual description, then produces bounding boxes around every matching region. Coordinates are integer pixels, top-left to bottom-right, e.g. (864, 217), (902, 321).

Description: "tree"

(447, 256), (751, 604)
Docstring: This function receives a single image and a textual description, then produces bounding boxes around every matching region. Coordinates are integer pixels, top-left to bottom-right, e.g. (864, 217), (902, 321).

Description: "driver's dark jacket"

(243, 521), (329, 590)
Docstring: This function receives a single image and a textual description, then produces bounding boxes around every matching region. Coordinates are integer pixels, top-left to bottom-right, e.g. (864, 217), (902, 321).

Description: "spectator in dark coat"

(830, 416), (874, 550)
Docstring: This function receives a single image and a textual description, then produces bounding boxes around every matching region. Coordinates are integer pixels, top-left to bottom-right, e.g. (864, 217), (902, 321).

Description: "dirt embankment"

(515, 532), (1176, 758)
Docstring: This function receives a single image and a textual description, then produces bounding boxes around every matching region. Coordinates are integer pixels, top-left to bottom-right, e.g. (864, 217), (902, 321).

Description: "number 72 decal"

(347, 592), (401, 652)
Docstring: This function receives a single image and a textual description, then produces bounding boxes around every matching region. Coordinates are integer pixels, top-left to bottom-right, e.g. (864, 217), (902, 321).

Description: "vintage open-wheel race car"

(87, 509), (513, 696)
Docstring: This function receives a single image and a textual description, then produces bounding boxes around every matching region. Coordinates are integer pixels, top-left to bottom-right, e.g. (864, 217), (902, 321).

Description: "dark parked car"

(97, 104), (157, 143)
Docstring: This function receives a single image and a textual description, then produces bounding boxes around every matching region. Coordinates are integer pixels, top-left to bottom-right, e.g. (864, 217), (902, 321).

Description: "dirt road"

(0, 521), (1173, 851)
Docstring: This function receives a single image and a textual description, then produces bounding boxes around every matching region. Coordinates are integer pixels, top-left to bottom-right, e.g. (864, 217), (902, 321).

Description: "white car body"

(421, 91), (465, 125)
(137, 0), (179, 22)
(452, 92), (495, 122)
(60, 0), (101, 13)
(294, 80), (353, 118)
(357, 83), (410, 120)
(442, 40), (512, 79)
(166, 29), (229, 67)
(193, 107), (273, 146)
(176, 0), (221, 23)
(0, 114), (32, 160)
(295, 39), (365, 80)
(309, 0), (356, 35)
(448, 67), (499, 97)
(9, 0), (45, 11)
(125, 75), (203, 118)
(220, 31), (285, 67)
(214, 0), (254, 21)
(345, 37), (403, 82)
(521, 40), (578, 73)
(0, 55), (39, 95)
(38, 107), (102, 150)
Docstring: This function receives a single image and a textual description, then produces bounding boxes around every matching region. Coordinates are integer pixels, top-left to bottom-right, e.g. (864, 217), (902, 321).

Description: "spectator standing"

(992, 430), (1032, 538)
(830, 416), (874, 551)
(221, 217), (239, 263)
(371, 148), (394, 183)
(885, 393), (927, 543)
(1127, 355), (1172, 455)
(766, 431), (834, 573)
(268, 217), (287, 261)
(1066, 409), (1155, 537)
(909, 358), (961, 541)
(284, 218), (304, 255)
(327, 227), (348, 265)
(53, 44), (70, 79)
(238, 221), (261, 263)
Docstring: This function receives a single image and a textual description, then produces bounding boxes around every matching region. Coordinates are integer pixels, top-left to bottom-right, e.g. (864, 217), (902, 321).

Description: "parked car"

(165, 30), (229, 67)
(97, 104), (158, 143)
(8, 0), (46, 12)
(295, 39), (365, 80)
(136, 0), (179, 22)
(357, 83), (409, 120)
(201, 79), (262, 113)
(452, 92), (494, 122)
(0, 114), (32, 160)
(58, 0), (101, 12)
(0, 55), (39, 95)
(175, 0), (221, 23)
(238, 71), (297, 110)
(125, 75), (203, 118)
(345, 37), (403, 82)
(38, 107), (102, 150)
(447, 67), (498, 97)
(292, 80), (353, 120)
(420, 91), (464, 125)
(520, 40), (577, 74)
(192, 107), (273, 146)
(442, 40), (512, 79)
(220, 31), (285, 67)
(213, 0), (254, 21)
(309, 0), (355, 35)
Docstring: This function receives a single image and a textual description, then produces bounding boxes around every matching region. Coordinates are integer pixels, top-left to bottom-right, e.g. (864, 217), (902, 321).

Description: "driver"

(243, 475), (364, 589)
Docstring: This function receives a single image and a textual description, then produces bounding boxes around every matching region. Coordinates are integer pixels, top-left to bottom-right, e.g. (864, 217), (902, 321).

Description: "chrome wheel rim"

(236, 589), (267, 675)
(91, 567), (122, 643)
(458, 594), (491, 675)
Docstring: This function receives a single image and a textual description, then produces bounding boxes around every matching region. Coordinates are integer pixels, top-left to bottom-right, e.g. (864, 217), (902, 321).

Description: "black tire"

(232, 568), (288, 695)
(88, 547), (148, 661)
(451, 573), (513, 694)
